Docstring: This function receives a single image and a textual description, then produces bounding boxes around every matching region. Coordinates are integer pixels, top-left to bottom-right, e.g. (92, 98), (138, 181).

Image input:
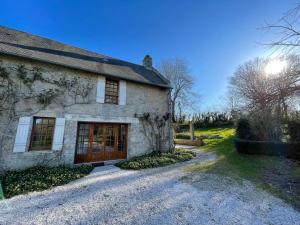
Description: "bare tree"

(229, 56), (300, 141)
(261, 4), (300, 97)
(158, 58), (195, 122)
(262, 4), (300, 53)
(230, 56), (300, 115)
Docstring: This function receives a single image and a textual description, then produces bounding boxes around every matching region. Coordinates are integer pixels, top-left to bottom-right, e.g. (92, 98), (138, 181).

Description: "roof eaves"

(0, 50), (172, 89)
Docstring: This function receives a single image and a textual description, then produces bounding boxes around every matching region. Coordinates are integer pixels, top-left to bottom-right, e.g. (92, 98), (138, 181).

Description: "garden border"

(235, 138), (300, 160)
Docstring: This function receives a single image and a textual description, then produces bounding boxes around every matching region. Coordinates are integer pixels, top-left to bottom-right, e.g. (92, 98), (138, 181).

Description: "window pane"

(118, 124), (127, 152)
(30, 117), (55, 150)
(76, 124), (90, 155)
(92, 125), (103, 152)
(105, 79), (119, 104)
(105, 125), (115, 151)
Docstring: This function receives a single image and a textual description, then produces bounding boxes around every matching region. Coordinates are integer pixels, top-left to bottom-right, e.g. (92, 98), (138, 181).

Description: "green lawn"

(185, 127), (300, 210)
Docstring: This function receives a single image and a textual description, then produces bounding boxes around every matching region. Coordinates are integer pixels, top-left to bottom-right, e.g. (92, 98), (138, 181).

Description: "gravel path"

(0, 148), (299, 225)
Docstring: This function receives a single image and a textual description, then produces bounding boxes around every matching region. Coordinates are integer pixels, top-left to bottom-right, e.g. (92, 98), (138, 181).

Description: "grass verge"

(116, 149), (196, 170)
(185, 127), (300, 210)
(0, 165), (93, 198)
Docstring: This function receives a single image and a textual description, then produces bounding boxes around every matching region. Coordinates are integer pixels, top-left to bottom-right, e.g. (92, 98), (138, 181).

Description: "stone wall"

(0, 55), (172, 171)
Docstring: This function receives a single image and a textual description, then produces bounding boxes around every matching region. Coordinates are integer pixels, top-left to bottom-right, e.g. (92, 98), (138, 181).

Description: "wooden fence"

(173, 123), (203, 146)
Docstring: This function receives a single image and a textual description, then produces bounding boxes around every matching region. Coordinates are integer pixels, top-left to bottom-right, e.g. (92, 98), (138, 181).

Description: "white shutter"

(119, 80), (127, 105)
(96, 76), (106, 103)
(52, 118), (65, 151)
(13, 117), (32, 153)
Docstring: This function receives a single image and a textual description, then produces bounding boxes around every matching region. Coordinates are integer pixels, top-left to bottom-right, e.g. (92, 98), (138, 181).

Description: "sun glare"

(264, 59), (287, 76)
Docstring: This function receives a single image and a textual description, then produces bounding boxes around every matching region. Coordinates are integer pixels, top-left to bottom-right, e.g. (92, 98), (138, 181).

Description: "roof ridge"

(0, 25), (114, 59)
(0, 25), (149, 69)
(0, 25), (171, 88)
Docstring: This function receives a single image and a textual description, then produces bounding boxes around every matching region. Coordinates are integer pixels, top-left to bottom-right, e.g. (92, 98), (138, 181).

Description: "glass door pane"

(105, 125), (115, 151)
(92, 125), (103, 152)
(76, 123), (90, 155)
(118, 125), (127, 152)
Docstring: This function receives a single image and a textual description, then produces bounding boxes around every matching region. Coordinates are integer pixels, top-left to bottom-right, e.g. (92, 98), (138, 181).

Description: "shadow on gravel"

(185, 131), (300, 211)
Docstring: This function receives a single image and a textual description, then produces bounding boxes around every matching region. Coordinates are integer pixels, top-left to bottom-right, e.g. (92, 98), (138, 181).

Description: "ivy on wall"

(0, 60), (94, 170)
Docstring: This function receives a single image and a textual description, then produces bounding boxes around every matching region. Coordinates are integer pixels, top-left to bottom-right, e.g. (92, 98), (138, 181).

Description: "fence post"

(190, 122), (195, 140)
(172, 123), (177, 148)
(172, 123), (176, 138)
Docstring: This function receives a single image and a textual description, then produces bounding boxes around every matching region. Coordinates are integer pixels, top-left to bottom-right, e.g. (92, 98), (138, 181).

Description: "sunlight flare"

(264, 59), (287, 76)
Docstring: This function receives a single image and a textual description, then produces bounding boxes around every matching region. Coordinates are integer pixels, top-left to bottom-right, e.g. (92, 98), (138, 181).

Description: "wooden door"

(90, 124), (105, 162)
(75, 123), (127, 163)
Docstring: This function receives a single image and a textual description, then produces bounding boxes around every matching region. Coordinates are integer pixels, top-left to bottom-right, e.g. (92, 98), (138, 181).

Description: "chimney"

(143, 55), (152, 69)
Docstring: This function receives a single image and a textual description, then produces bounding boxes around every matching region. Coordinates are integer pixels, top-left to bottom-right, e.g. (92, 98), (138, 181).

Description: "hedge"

(235, 138), (300, 160)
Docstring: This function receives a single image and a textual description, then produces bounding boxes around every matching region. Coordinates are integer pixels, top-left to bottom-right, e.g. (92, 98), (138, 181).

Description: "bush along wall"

(235, 138), (300, 160)
(1, 165), (93, 198)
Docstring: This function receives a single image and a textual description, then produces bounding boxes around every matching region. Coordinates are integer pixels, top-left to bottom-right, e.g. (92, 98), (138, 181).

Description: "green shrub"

(287, 120), (300, 142)
(1, 165), (93, 198)
(175, 134), (191, 139)
(116, 149), (196, 170)
(236, 118), (255, 140)
(235, 138), (300, 160)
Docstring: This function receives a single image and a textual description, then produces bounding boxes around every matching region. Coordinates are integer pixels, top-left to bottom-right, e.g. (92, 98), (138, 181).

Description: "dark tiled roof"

(0, 26), (171, 88)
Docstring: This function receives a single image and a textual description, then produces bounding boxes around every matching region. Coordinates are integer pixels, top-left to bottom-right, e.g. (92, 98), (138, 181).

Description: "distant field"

(185, 127), (300, 210)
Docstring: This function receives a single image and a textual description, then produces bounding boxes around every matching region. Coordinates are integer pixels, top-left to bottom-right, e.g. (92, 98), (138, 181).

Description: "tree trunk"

(171, 100), (176, 123)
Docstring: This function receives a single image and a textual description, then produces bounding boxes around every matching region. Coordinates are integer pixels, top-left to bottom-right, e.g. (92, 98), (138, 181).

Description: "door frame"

(74, 122), (128, 164)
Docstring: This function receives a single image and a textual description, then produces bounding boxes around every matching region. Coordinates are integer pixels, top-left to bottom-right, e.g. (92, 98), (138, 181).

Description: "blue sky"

(0, 0), (297, 111)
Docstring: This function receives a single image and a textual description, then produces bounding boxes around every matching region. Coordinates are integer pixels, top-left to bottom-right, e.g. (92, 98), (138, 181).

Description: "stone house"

(0, 26), (172, 171)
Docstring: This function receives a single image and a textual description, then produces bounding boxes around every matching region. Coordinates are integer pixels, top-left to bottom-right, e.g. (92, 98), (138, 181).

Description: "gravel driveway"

(0, 149), (299, 225)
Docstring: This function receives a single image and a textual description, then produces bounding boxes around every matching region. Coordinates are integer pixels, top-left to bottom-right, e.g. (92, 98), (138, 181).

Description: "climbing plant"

(0, 60), (93, 171)
(135, 112), (170, 153)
